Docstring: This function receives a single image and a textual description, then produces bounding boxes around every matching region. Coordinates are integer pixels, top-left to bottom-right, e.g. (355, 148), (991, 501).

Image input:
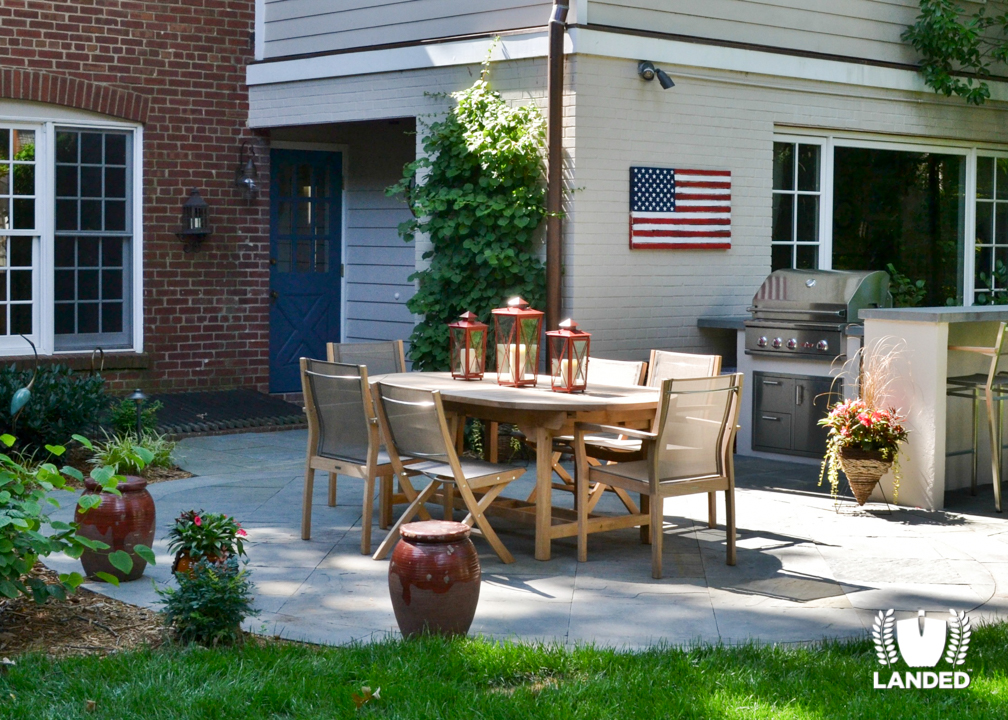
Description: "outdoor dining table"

(372, 371), (659, 561)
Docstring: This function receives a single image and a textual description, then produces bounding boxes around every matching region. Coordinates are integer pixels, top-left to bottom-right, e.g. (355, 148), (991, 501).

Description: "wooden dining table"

(373, 372), (659, 561)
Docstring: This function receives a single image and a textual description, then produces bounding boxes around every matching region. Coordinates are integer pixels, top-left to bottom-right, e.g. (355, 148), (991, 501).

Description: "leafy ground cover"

(2, 621), (1006, 719)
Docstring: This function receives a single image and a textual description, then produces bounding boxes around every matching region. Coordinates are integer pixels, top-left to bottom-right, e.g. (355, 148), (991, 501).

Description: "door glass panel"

(797, 144), (820, 191)
(297, 165), (312, 197)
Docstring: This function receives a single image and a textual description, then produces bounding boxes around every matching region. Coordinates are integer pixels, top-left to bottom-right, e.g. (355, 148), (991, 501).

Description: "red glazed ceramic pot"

(74, 476), (156, 582)
(388, 520), (481, 637)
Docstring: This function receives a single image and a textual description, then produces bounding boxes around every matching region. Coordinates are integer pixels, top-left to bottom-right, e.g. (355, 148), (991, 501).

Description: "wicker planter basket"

(838, 448), (892, 505)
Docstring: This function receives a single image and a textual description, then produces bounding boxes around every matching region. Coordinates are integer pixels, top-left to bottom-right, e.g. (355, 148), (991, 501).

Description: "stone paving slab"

(44, 430), (1008, 650)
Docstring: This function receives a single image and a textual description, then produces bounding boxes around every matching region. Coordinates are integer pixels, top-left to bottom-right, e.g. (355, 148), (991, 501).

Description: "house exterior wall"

(260, 0), (553, 60)
(586, 0), (923, 66)
(0, 0), (267, 393)
(566, 52), (1008, 360)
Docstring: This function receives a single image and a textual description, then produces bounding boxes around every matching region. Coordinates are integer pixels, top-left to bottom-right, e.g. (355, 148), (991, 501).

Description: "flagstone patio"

(47, 429), (1008, 649)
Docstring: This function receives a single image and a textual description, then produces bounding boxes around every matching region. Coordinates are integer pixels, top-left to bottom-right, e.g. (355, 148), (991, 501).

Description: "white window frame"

(0, 104), (142, 356)
(773, 128), (1008, 306)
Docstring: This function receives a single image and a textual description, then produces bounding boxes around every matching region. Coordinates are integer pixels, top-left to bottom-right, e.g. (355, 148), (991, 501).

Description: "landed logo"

(872, 609), (972, 689)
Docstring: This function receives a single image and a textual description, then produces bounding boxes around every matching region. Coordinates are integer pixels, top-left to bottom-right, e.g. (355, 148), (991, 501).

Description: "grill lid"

(749, 269), (891, 321)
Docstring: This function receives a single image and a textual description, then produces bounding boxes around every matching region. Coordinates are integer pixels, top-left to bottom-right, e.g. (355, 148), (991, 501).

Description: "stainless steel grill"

(744, 269), (892, 361)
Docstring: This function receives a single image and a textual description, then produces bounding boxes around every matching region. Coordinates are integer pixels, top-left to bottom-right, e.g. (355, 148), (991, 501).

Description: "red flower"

(193, 515), (202, 527)
(237, 529), (247, 537)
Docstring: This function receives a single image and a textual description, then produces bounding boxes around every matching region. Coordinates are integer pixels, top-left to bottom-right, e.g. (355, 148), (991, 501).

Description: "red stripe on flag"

(632, 229), (731, 238)
(674, 194), (732, 202)
(675, 169), (731, 177)
(633, 217), (730, 226)
(632, 242), (731, 250)
(676, 181), (731, 189)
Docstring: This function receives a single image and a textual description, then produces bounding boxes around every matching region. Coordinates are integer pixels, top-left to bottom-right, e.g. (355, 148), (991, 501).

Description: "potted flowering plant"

(167, 510), (248, 575)
(819, 398), (909, 505)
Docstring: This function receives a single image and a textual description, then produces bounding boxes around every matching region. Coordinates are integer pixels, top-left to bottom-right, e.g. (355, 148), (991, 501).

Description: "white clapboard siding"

(587, 0), (922, 66)
(263, 0), (552, 59)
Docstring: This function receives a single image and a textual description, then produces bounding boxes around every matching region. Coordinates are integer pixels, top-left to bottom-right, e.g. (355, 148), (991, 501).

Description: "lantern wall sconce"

(448, 311), (487, 380)
(234, 140), (259, 200)
(547, 318), (590, 393)
(176, 188), (212, 251)
(492, 296), (544, 388)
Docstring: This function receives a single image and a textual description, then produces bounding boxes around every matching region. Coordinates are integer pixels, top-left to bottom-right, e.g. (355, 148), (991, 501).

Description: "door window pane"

(772, 141), (821, 270)
(833, 147), (965, 306)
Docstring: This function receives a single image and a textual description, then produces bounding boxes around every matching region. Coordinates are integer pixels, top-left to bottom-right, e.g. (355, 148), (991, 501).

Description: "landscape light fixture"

(638, 60), (675, 89)
(128, 388), (148, 436)
(234, 139), (259, 200)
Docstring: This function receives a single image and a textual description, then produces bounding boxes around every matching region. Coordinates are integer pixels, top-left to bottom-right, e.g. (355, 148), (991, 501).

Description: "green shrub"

(0, 364), (108, 452)
(0, 434), (94, 603)
(387, 56), (547, 371)
(158, 556), (258, 646)
(92, 432), (174, 475)
(107, 396), (163, 435)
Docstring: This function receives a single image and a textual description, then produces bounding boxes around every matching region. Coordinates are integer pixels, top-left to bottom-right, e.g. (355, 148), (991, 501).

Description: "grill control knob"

(817, 340), (829, 352)
(786, 338), (798, 350)
(757, 336), (767, 348)
(772, 337), (783, 349)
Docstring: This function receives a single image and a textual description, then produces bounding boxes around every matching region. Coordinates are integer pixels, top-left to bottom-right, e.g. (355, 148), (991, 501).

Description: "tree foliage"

(903, 0), (1008, 105)
(387, 60), (547, 371)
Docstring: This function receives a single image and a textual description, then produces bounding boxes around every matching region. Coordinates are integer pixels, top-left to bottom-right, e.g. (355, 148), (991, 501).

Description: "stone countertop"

(859, 306), (1008, 323)
(698, 316), (747, 331)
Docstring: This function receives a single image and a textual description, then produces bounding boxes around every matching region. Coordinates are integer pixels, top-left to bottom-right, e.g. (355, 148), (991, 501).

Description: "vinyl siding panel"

(263, 0), (552, 59)
(587, 0), (922, 65)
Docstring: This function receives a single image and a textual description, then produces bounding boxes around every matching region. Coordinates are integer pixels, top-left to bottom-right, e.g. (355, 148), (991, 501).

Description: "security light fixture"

(234, 140), (259, 199)
(176, 188), (212, 251)
(638, 60), (675, 89)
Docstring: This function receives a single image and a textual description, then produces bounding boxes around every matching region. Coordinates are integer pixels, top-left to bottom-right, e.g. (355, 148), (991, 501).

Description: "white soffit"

(246, 26), (1008, 103)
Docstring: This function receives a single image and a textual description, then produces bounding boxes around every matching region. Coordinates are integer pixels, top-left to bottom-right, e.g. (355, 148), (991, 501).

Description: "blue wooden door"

(269, 150), (342, 393)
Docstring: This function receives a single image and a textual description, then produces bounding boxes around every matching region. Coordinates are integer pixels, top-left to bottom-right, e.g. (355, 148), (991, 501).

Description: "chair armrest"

(948, 345), (997, 356)
(574, 422), (656, 441)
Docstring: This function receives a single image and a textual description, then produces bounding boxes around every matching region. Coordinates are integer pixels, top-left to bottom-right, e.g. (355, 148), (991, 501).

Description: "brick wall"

(0, 0), (269, 394)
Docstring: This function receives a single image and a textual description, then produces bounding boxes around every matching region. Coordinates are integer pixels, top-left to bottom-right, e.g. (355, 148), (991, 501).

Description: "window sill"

(0, 351), (150, 372)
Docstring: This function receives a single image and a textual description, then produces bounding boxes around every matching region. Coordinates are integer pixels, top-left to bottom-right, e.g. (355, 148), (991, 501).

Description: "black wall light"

(176, 188), (212, 251)
(638, 61), (675, 89)
(234, 140), (259, 200)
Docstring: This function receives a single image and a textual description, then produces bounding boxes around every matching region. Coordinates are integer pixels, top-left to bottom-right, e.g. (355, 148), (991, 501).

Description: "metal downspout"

(546, 0), (569, 331)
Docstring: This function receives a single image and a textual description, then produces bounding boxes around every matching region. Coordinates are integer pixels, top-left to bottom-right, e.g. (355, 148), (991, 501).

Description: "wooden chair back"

(646, 349), (722, 387)
(327, 340), (406, 376)
(586, 357), (648, 387)
(300, 358), (376, 466)
(650, 374), (743, 483)
(374, 382), (454, 466)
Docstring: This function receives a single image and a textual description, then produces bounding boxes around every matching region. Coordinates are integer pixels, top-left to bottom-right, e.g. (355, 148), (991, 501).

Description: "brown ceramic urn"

(388, 520), (481, 637)
(74, 476), (156, 582)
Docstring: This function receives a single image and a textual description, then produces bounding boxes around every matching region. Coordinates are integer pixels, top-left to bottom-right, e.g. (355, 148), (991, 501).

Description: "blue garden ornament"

(10, 336), (38, 428)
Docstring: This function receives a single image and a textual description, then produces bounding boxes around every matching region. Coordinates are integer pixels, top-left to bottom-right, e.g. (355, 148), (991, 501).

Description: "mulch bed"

(0, 565), (165, 659)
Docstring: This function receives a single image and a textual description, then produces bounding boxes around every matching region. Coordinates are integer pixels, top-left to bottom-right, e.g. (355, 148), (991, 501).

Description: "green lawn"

(3, 623), (1007, 719)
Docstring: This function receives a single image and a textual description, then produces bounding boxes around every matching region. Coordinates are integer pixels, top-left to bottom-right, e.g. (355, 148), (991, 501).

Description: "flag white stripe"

(632, 212), (732, 220)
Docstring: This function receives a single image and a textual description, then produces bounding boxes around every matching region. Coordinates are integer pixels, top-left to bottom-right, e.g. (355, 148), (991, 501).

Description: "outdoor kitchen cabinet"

(752, 372), (841, 458)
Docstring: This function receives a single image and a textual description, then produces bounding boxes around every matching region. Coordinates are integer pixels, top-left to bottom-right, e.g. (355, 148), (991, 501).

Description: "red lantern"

(492, 297), (544, 387)
(448, 311), (487, 380)
(547, 319), (591, 393)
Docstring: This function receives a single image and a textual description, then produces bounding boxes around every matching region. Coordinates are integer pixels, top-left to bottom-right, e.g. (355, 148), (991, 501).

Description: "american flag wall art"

(629, 166), (732, 250)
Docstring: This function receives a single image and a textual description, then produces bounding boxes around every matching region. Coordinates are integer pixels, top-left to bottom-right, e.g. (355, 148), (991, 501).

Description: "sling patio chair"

(372, 382), (525, 564)
(300, 358), (419, 554)
(572, 373), (744, 578)
(327, 339), (408, 527)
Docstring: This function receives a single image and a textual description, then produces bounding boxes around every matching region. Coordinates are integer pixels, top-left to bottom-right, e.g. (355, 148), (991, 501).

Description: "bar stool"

(947, 321), (1008, 512)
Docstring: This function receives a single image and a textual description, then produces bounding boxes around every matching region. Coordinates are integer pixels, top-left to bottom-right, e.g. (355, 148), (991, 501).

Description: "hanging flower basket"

(838, 447), (893, 506)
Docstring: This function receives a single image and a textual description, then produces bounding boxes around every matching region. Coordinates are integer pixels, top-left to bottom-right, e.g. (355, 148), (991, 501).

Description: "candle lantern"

(547, 319), (591, 393)
(448, 311), (487, 380)
(492, 296), (544, 387)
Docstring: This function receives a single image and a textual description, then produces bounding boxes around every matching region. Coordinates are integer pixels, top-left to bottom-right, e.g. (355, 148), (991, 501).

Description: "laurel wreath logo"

(945, 609), (971, 666)
(872, 609), (898, 666)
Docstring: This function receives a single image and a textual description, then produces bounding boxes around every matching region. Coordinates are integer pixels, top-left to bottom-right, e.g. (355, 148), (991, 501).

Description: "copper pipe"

(546, 0), (568, 331)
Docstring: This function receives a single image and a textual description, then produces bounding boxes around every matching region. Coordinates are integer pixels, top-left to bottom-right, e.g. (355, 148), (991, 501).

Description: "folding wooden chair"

(300, 358), (415, 554)
(573, 374), (744, 578)
(372, 382), (525, 564)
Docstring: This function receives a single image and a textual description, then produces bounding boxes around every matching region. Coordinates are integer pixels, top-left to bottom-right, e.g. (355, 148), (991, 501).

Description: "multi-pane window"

(0, 128), (36, 339)
(772, 142), (821, 270)
(974, 157), (1008, 305)
(275, 163), (331, 274)
(54, 129), (131, 348)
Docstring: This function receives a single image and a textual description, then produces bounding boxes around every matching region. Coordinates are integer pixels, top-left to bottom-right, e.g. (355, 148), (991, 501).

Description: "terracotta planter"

(388, 520), (481, 638)
(839, 448), (893, 506)
(172, 551), (224, 577)
(74, 476), (156, 582)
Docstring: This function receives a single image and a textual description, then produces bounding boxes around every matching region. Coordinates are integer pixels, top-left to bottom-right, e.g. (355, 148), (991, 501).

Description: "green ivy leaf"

(72, 434), (94, 450)
(0, 435), (14, 448)
(133, 544), (156, 566)
(107, 550), (134, 576)
(94, 571), (121, 586)
(44, 444), (65, 457)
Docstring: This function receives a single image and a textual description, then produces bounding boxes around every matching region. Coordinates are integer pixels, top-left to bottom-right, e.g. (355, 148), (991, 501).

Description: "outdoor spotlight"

(638, 60), (675, 90)
(233, 139), (259, 200)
